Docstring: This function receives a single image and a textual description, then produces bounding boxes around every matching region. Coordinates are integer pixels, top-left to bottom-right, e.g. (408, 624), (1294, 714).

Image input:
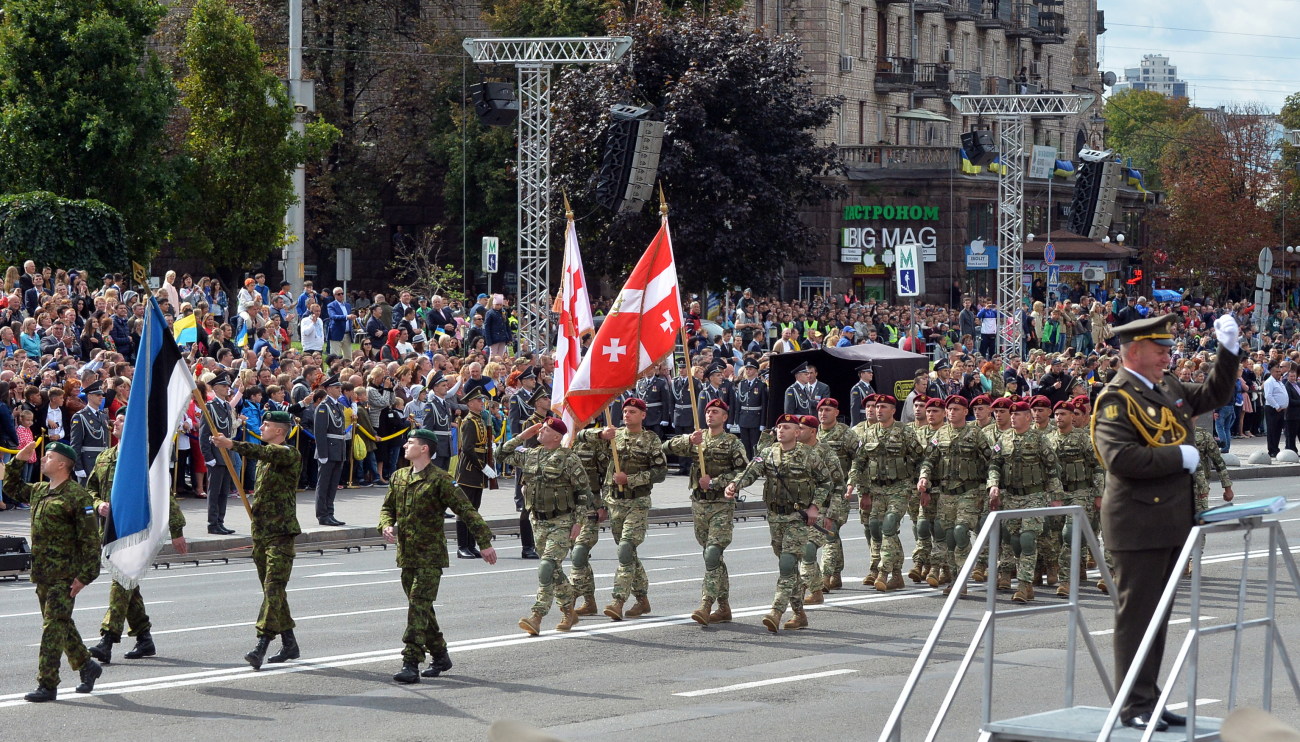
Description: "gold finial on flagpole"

(563, 189), (574, 221)
(658, 182), (668, 217)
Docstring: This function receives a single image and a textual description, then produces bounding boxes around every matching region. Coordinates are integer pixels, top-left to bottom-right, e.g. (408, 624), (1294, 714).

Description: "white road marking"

(0, 601), (174, 620)
(40, 606), (419, 647)
(673, 668), (858, 697)
(286, 565), (539, 592)
(1091, 616), (1213, 637)
(1165, 698), (1220, 711)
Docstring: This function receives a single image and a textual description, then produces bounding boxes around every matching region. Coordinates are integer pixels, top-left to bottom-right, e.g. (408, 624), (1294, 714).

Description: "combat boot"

(971, 567), (987, 582)
(1096, 578), (1109, 595)
(603, 599), (625, 621)
(707, 599), (732, 623)
(24, 686), (57, 703)
(625, 595), (651, 618)
(874, 573), (889, 592)
(691, 598), (714, 626)
(268, 630), (299, 663)
(1045, 566), (1059, 587)
(908, 565), (925, 583)
(124, 631), (156, 660)
(556, 604), (579, 632)
(925, 566), (941, 588)
(1013, 581), (1036, 603)
(575, 593), (598, 616)
(88, 633), (118, 664)
(939, 566), (954, 585)
(1057, 583), (1070, 598)
(244, 635), (272, 670)
(886, 571), (906, 591)
(805, 589), (824, 605)
(75, 659), (103, 693)
(996, 574), (1012, 591)
(783, 607), (809, 630)
(421, 647), (453, 677)
(863, 567), (880, 585)
(761, 609), (783, 633)
(943, 580), (968, 597)
(830, 572), (843, 590)
(518, 612), (543, 636)
(393, 662), (420, 684)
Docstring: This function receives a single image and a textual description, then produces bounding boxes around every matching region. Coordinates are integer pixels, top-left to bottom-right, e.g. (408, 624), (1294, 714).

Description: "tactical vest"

(864, 425), (913, 483)
(522, 449), (578, 516)
(693, 434), (740, 501)
(949, 426), (988, 484)
(1003, 431), (1046, 490)
(763, 445), (815, 509)
(573, 436), (608, 490)
(1052, 429), (1092, 490)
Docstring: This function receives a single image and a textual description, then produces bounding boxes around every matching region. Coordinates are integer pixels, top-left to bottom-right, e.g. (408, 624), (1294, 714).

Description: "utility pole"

(282, 0), (312, 298)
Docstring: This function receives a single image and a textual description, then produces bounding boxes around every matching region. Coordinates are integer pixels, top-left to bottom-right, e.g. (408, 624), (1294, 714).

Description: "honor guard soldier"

(69, 381), (110, 482)
(381, 429), (498, 684)
(986, 400), (1064, 603)
(213, 411), (303, 669)
(918, 394), (994, 594)
(697, 363), (731, 422)
(726, 413), (831, 632)
(498, 417), (593, 635)
(783, 362), (817, 416)
(909, 397), (948, 583)
(670, 364), (698, 475)
(635, 364), (674, 439)
(0, 440), (103, 702)
(455, 387), (496, 558)
(662, 398), (749, 625)
(201, 371), (241, 534)
(848, 395), (925, 591)
(569, 421), (611, 615)
(313, 374), (349, 526)
(1048, 400), (1105, 594)
(817, 397), (858, 592)
(797, 413), (841, 605)
(420, 374), (456, 471)
(87, 409), (186, 664)
(1092, 313), (1242, 733)
(849, 363), (876, 426)
(733, 359), (767, 457)
(508, 370), (540, 559)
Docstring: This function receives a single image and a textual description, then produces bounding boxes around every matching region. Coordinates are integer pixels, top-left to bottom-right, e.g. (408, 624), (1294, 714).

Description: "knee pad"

(779, 552), (798, 577)
(570, 545), (590, 570)
(917, 519), (932, 540)
(538, 559), (557, 585)
(802, 541), (818, 564)
(882, 513), (901, 537)
(1020, 531), (1038, 555)
(954, 525), (971, 548)
(869, 520), (884, 541)
(618, 540), (637, 566)
(703, 545), (724, 571)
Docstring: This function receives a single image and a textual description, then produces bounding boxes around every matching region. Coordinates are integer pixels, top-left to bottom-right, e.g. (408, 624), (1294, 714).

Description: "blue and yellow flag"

(958, 149), (983, 175)
(172, 312), (198, 345)
(987, 156), (1008, 175)
(1053, 159), (1075, 179)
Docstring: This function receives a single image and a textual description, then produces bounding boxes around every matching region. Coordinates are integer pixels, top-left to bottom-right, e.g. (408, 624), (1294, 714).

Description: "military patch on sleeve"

(992, 444), (1001, 453)
(753, 456), (763, 464)
(1104, 404), (1120, 420)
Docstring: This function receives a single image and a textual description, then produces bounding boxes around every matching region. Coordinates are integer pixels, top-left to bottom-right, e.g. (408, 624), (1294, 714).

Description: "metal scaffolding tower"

(950, 94), (1095, 357)
(462, 37), (633, 352)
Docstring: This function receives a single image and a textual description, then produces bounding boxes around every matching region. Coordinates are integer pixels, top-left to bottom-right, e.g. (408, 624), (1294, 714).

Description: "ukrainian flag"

(1126, 168), (1149, 198)
(1053, 159), (1075, 179)
(483, 379), (497, 397)
(235, 324), (249, 348)
(959, 149), (983, 175)
(987, 156), (1008, 175)
(172, 313), (198, 345)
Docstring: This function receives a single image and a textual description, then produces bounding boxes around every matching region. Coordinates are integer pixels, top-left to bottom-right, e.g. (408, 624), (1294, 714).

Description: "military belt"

(431, 431), (451, 436)
(769, 504), (808, 516)
(82, 446), (106, 452)
(692, 490), (727, 502)
(741, 406), (762, 411)
(644, 402), (663, 407)
(326, 433), (350, 440)
(532, 507), (572, 520)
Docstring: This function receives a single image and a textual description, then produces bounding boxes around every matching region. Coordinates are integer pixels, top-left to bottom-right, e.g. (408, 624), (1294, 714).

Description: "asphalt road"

(2, 480), (1299, 741)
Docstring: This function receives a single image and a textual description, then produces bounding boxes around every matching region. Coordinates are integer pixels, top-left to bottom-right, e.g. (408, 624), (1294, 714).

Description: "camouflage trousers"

(253, 535), (296, 637)
(101, 582), (150, 639)
(942, 485), (986, 572)
(1000, 491), (1047, 583)
(1056, 489), (1098, 575)
(800, 520), (828, 594)
(910, 493), (939, 570)
(35, 580), (91, 688)
(1037, 513), (1065, 578)
(1194, 487), (1210, 515)
(400, 565), (445, 664)
(609, 496), (650, 601)
(692, 499), (735, 601)
(769, 513), (809, 613)
(531, 514), (576, 616)
(860, 494), (884, 573)
(820, 493), (849, 579)
(877, 484), (915, 574)
(570, 513), (601, 599)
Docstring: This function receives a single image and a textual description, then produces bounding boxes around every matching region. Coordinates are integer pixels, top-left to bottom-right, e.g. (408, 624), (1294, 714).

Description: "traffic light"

(595, 104), (665, 213)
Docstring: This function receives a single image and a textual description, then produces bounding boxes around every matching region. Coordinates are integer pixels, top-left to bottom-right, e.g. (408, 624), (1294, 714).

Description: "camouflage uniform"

(732, 443), (830, 615)
(981, 423), (1017, 580)
(5, 459), (100, 689)
(497, 436), (593, 616)
(589, 427), (667, 603)
(228, 439), (302, 638)
(920, 423), (992, 579)
(569, 429), (609, 603)
(987, 429), (1063, 585)
(87, 446), (186, 642)
(800, 438), (844, 595)
(910, 424), (946, 577)
(818, 423), (859, 581)
(1034, 419), (1065, 579)
(1049, 427), (1104, 577)
(379, 463), (493, 666)
(663, 430), (748, 602)
(849, 423), (925, 583)
(1192, 427), (1231, 514)
(850, 420), (881, 575)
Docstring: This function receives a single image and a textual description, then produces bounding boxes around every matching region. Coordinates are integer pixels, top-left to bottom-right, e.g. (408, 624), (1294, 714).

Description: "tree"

(550, 3), (843, 292)
(1102, 89), (1194, 193)
(482, 0), (615, 36)
(177, 0), (338, 283)
(0, 0), (179, 260)
(1276, 92), (1300, 249)
(0, 193), (128, 277)
(387, 227), (466, 304)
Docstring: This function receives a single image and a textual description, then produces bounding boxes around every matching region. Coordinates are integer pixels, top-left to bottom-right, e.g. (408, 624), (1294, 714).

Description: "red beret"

(970, 394), (993, 407)
(946, 395), (970, 408)
(544, 417), (568, 435)
(1052, 400), (1074, 413)
(990, 397), (1013, 410)
(1005, 394), (1022, 403)
(704, 398), (729, 413)
(775, 413), (802, 426)
(876, 395), (899, 407)
(923, 397), (947, 410)
(1010, 401), (1032, 413)
(623, 397), (647, 411)
(800, 415), (820, 428)
(913, 395), (929, 405)
(1071, 395), (1090, 406)
(1029, 395), (1053, 409)
(817, 397), (839, 410)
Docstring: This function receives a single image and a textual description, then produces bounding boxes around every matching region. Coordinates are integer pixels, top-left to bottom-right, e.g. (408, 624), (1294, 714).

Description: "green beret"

(410, 428), (438, 445)
(47, 441), (77, 463)
(264, 410), (293, 425)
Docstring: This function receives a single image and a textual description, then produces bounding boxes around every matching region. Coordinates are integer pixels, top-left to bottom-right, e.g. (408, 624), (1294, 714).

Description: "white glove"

(1214, 314), (1240, 355)
(75, 470), (86, 479)
(206, 459), (216, 468)
(1179, 444), (1200, 474)
(317, 456), (329, 464)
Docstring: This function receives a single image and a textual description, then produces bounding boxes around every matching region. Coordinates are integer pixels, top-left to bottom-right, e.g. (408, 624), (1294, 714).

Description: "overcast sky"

(1097, 0), (1300, 111)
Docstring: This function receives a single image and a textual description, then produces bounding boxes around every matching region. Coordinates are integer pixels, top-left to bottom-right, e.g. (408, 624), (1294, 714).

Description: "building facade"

(1112, 54), (1189, 99)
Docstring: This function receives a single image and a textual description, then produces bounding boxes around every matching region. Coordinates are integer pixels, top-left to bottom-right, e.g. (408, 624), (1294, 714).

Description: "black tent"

(764, 345), (929, 424)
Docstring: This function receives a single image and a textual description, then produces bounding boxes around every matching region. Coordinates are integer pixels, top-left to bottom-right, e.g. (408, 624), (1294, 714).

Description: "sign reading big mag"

(840, 204), (940, 253)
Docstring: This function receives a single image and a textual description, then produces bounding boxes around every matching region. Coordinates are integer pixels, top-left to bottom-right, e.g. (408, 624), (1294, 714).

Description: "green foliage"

(0, 0), (179, 260)
(1102, 89), (1194, 193)
(0, 193), (128, 277)
(482, 0), (617, 36)
(177, 0), (339, 276)
(387, 227), (466, 304)
(1278, 92), (1300, 247)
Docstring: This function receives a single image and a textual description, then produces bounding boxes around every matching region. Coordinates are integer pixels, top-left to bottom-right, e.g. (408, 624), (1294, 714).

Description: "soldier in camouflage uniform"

(87, 409), (188, 664)
(1192, 422), (1233, 515)
(213, 410), (303, 670)
(982, 396), (1018, 588)
(818, 397), (858, 591)
(912, 398), (949, 583)
(1030, 395), (1063, 587)
(1049, 400), (1105, 596)
(1072, 396), (1110, 592)
(498, 418), (593, 635)
(1, 440), (103, 702)
(570, 422), (610, 614)
(663, 398), (749, 625)
(850, 394), (881, 581)
(918, 395), (993, 594)
(795, 412), (839, 605)
(986, 401), (1064, 603)
(583, 398), (667, 621)
(381, 429), (497, 683)
(727, 414), (831, 632)
(848, 395), (926, 592)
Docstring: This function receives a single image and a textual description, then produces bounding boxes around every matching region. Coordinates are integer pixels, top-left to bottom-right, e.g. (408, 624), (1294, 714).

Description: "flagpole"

(191, 388), (253, 519)
(678, 325), (708, 473)
(604, 405), (624, 494)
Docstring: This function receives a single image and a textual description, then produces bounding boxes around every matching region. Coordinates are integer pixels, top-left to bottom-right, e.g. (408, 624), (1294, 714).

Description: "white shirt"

(1264, 375), (1288, 411)
(300, 314), (324, 351)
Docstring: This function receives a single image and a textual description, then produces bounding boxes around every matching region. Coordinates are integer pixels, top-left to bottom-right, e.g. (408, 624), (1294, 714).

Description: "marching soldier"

(971, 394), (995, 431)
(212, 410), (303, 669)
(313, 375), (349, 526)
(1192, 415), (1234, 515)
(1030, 394), (1056, 431)
(850, 393), (882, 581)
(981, 396), (1017, 588)
(69, 381), (110, 483)
(732, 359), (767, 458)
(87, 409), (187, 664)
(201, 371), (242, 535)
(455, 388), (494, 558)
(817, 398), (858, 592)
(663, 398), (749, 625)
(726, 414), (830, 632)
(0, 440), (103, 702)
(420, 374), (456, 471)
(1029, 394), (1062, 586)
(918, 395), (993, 595)
(848, 395), (925, 592)
(1070, 395), (1108, 589)
(783, 362), (817, 416)
(986, 400), (1064, 603)
(849, 363), (876, 426)
(636, 364), (674, 440)
(909, 397), (947, 583)
(380, 429), (497, 683)
(498, 418), (592, 635)
(1049, 400), (1105, 595)
(508, 369), (540, 559)
(797, 412), (842, 605)
(569, 421), (610, 615)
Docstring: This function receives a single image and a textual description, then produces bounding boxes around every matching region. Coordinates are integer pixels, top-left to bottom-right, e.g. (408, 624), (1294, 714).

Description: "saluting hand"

(521, 422), (543, 440)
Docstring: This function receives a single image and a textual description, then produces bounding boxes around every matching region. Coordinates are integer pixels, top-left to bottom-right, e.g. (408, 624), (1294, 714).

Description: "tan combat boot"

(625, 595), (651, 618)
(576, 593), (598, 616)
(555, 604), (580, 632)
(943, 579), (968, 597)
(691, 598), (714, 626)
(1013, 581), (1036, 603)
(1096, 578), (1109, 594)
(603, 599), (625, 621)
(518, 612), (543, 636)
(996, 574), (1012, 591)
(925, 566), (941, 588)
(939, 566), (953, 585)
(762, 610), (783, 633)
(971, 567), (987, 582)
(831, 572), (843, 590)
(886, 571), (906, 591)
(863, 567), (880, 585)
(783, 607), (809, 630)
(805, 589), (824, 605)
(708, 599), (732, 623)
(1045, 566), (1059, 587)
(874, 573), (890, 592)
(1056, 583), (1070, 598)
(908, 565), (926, 583)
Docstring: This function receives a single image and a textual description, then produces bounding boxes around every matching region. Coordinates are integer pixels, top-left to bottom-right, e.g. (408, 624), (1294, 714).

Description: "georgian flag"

(102, 299), (196, 588)
(564, 219), (682, 427)
(553, 214), (595, 441)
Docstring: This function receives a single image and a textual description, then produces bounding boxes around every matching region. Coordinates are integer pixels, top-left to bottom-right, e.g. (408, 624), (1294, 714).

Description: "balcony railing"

(913, 63), (953, 97)
(874, 56), (918, 91)
(944, 0), (981, 20)
(984, 75), (1012, 95)
(840, 145), (958, 171)
(975, 0), (1014, 28)
(1032, 10), (1067, 43)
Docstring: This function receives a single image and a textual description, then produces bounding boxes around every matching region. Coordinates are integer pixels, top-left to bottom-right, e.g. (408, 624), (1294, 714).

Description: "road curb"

(1226, 464), (1300, 480)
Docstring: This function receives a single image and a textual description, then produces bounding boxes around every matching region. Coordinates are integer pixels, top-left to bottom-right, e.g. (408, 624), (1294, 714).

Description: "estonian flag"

(102, 298), (197, 588)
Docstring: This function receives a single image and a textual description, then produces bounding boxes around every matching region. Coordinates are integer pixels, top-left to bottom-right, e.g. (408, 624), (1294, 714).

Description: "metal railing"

(839, 145), (958, 170)
(875, 56), (917, 87)
(878, 505), (1117, 742)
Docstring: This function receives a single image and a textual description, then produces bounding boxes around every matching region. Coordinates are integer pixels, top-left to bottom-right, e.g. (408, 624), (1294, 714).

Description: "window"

(860, 7), (869, 57)
(859, 101), (867, 144)
(755, 0), (766, 31)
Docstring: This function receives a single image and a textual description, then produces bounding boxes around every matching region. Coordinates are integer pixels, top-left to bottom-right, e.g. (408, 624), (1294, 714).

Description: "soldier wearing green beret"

(213, 409), (302, 670)
(0, 439), (104, 702)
